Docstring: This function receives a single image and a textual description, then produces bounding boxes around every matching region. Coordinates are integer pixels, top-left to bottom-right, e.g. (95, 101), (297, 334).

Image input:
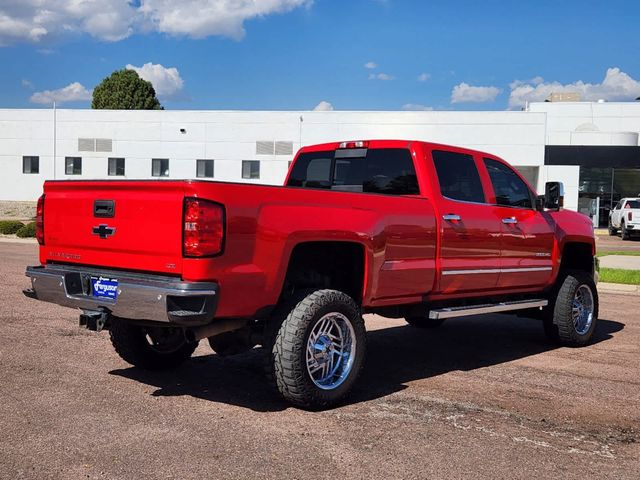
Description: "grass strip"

(599, 267), (640, 285)
(597, 250), (640, 257)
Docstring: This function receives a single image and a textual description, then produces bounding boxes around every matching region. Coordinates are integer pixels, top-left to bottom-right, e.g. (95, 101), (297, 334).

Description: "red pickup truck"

(24, 140), (598, 408)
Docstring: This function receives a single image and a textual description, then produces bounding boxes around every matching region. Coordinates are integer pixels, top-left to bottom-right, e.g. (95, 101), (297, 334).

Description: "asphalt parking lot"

(1, 241), (639, 479)
(596, 231), (640, 252)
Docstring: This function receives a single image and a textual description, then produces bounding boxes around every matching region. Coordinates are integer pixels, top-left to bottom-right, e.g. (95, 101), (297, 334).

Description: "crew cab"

(609, 197), (640, 240)
(24, 140), (599, 409)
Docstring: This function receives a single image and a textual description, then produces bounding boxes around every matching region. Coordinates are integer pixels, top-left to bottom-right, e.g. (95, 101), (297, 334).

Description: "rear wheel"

(268, 289), (366, 409)
(621, 221), (630, 240)
(405, 315), (444, 329)
(543, 271), (598, 347)
(109, 317), (198, 370)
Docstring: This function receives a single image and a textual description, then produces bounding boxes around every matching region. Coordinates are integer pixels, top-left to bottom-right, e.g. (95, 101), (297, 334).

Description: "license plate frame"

(91, 276), (118, 300)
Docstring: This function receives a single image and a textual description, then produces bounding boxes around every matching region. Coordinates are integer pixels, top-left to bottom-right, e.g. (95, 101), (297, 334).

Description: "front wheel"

(269, 289), (366, 409)
(608, 222), (618, 236)
(544, 271), (598, 347)
(109, 318), (198, 370)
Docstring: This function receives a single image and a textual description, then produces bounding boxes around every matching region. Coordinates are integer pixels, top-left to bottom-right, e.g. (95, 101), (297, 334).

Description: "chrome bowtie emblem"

(92, 224), (116, 239)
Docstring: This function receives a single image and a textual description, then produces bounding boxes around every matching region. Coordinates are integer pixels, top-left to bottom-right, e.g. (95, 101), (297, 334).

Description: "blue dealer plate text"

(91, 276), (118, 300)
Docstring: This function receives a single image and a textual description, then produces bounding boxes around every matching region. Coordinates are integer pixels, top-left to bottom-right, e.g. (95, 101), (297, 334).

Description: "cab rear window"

(287, 148), (419, 196)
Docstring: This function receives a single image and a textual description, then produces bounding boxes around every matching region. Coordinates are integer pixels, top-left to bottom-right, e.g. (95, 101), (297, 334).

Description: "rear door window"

(287, 151), (333, 188)
(484, 158), (533, 209)
(432, 150), (485, 203)
(287, 148), (419, 196)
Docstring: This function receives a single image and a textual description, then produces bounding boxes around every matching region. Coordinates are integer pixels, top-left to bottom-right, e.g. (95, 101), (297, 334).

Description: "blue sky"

(1, 0), (639, 111)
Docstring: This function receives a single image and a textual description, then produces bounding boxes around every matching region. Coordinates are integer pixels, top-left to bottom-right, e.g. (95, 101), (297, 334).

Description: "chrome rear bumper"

(24, 265), (218, 325)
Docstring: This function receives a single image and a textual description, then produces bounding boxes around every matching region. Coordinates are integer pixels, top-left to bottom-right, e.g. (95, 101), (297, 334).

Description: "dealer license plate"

(91, 276), (118, 300)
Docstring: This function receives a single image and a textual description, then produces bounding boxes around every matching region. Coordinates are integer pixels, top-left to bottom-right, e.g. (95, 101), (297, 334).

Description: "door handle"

(443, 214), (461, 221)
(502, 217), (518, 224)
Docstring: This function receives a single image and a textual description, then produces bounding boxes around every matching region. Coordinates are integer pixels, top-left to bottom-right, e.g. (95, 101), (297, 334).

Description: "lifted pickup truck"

(24, 140), (599, 408)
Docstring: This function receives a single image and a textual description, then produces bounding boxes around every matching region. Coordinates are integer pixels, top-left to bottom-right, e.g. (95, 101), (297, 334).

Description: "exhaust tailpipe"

(185, 318), (248, 343)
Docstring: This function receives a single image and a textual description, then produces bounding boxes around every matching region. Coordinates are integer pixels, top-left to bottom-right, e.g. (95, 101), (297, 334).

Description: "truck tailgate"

(41, 181), (186, 275)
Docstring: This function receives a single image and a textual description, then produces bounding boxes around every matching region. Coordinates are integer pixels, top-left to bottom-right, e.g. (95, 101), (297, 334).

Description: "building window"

(108, 157), (125, 176)
(196, 159), (214, 178)
(242, 160), (260, 179)
(65, 157), (82, 175)
(23, 156), (39, 174)
(152, 158), (169, 177)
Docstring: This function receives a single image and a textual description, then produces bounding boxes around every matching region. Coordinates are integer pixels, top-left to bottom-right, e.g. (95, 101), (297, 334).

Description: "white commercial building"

(2, 101), (640, 225)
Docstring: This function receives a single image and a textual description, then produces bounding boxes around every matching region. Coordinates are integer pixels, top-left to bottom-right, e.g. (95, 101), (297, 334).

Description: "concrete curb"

(598, 282), (640, 295)
(0, 235), (37, 244)
(598, 255), (640, 270)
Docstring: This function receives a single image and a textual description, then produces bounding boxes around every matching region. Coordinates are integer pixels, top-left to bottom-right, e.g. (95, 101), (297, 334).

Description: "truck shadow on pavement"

(110, 315), (623, 412)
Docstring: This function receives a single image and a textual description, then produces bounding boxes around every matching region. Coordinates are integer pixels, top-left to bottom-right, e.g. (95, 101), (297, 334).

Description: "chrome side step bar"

(429, 299), (548, 320)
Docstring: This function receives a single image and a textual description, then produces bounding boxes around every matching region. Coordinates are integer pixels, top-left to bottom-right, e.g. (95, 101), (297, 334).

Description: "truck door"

(482, 158), (555, 289)
(431, 150), (502, 294)
(611, 200), (623, 228)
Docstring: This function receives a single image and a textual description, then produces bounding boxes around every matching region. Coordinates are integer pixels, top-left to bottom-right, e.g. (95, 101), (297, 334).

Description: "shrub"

(16, 222), (37, 238)
(0, 220), (25, 234)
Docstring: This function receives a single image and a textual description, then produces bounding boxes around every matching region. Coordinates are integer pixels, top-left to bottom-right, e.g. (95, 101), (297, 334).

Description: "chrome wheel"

(306, 312), (356, 390)
(572, 285), (594, 335)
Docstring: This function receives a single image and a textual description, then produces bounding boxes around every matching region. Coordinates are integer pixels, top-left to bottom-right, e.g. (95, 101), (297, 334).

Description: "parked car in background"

(609, 197), (640, 240)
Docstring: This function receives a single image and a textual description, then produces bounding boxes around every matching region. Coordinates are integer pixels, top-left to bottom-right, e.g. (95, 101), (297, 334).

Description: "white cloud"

(402, 103), (433, 111)
(0, 0), (311, 45)
(508, 68), (640, 108)
(0, 0), (136, 45)
(451, 82), (501, 103)
(364, 61), (377, 69)
(368, 72), (394, 81)
(30, 82), (92, 105)
(417, 73), (430, 82)
(21, 79), (33, 89)
(126, 62), (184, 97)
(313, 100), (333, 111)
(138, 0), (312, 40)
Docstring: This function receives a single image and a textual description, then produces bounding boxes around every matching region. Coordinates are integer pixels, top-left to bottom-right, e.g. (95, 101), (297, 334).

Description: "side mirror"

(536, 196), (545, 211)
(544, 181), (564, 211)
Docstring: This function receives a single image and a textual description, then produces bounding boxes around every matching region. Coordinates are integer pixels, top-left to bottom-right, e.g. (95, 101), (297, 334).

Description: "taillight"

(36, 194), (45, 245)
(338, 140), (369, 149)
(183, 198), (225, 257)
(629, 212), (633, 222)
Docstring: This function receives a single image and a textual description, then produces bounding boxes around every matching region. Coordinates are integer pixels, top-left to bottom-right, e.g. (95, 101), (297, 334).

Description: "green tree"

(92, 69), (163, 110)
